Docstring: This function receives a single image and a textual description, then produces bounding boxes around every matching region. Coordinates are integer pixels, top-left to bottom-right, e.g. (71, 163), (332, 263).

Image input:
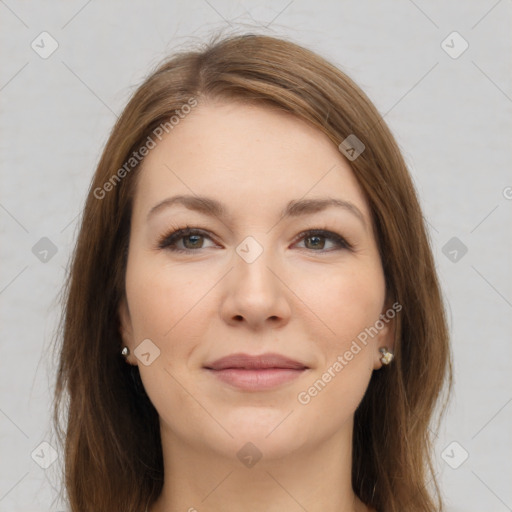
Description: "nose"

(219, 244), (292, 331)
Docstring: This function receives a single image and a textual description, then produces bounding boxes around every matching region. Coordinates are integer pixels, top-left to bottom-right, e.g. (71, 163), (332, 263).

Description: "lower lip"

(206, 368), (307, 391)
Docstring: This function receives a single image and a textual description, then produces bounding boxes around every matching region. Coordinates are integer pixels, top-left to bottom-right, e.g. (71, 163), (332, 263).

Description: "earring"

(379, 347), (394, 365)
(121, 346), (130, 358)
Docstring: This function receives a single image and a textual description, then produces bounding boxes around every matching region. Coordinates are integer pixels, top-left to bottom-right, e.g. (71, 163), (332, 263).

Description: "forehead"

(132, 100), (371, 222)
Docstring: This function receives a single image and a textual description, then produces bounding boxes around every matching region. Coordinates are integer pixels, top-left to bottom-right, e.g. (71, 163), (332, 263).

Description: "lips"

(204, 353), (309, 391)
(204, 353), (308, 371)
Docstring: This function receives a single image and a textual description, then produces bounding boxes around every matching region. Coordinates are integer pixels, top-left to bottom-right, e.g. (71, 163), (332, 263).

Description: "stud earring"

(121, 346), (130, 358)
(379, 347), (394, 365)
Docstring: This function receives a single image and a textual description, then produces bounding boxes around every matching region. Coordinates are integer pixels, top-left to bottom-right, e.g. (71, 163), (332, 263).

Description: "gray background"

(1, 1), (511, 511)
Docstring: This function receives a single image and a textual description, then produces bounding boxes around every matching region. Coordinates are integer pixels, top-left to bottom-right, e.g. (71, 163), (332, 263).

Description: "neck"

(150, 418), (371, 512)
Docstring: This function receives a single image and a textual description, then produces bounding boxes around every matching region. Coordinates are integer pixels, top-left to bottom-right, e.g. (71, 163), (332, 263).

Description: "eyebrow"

(147, 194), (367, 228)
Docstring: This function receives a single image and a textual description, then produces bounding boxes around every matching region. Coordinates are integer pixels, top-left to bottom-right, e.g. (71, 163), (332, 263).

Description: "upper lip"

(204, 352), (308, 370)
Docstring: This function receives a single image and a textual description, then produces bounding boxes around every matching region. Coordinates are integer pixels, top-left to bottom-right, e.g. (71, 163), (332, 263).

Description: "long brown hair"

(52, 33), (452, 512)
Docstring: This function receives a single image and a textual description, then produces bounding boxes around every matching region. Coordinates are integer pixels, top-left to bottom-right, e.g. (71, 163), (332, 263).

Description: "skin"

(119, 99), (393, 512)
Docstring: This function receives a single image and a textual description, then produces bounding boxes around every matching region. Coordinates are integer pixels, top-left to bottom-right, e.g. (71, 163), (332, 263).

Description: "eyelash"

(157, 225), (353, 254)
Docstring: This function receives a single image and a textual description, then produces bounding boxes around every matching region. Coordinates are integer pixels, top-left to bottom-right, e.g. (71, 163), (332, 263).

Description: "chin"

(221, 412), (311, 453)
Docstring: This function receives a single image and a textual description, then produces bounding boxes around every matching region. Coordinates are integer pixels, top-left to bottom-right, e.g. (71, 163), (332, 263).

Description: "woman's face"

(119, 100), (394, 461)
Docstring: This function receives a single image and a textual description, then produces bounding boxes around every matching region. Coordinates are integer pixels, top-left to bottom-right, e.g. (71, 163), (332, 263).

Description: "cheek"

(124, 256), (212, 420)
(295, 269), (380, 429)
(124, 253), (214, 361)
(291, 261), (384, 413)
(297, 358), (372, 444)
(292, 261), (386, 345)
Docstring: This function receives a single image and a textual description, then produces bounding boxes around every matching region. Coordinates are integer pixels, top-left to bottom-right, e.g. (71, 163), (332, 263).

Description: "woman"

(53, 33), (452, 512)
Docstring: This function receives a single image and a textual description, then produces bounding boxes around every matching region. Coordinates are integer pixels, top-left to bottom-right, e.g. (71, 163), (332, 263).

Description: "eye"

(158, 226), (218, 253)
(158, 227), (353, 254)
(293, 229), (352, 252)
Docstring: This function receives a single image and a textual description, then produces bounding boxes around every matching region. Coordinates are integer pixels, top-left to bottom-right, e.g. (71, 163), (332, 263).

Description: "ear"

(372, 300), (399, 370)
(118, 296), (137, 366)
